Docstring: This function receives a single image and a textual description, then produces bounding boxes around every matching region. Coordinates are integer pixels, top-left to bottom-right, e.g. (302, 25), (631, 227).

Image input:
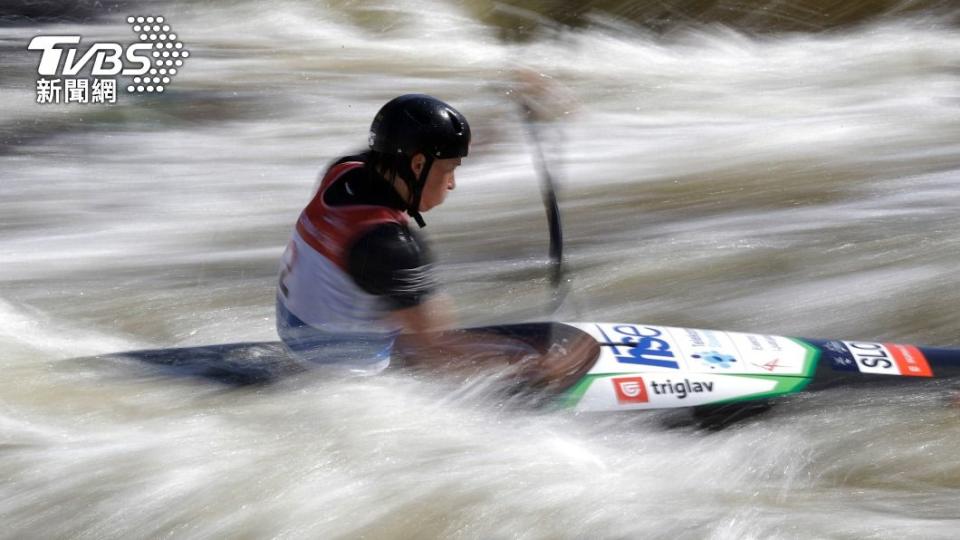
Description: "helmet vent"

(447, 110), (464, 134)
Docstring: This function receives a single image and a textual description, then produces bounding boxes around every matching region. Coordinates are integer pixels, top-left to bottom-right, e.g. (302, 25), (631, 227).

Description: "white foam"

(0, 299), (143, 359)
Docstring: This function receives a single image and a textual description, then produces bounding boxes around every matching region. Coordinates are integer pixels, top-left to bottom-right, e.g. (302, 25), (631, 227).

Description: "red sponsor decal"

(612, 376), (649, 404)
(884, 343), (933, 377)
(754, 358), (784, 372)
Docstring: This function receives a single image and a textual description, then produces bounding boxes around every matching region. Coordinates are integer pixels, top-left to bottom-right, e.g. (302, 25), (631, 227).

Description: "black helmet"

(368, 94), (470, 227)
(369, 94), (471, 159)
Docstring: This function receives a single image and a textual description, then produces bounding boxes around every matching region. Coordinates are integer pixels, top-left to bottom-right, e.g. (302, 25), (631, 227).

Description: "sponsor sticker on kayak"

(566, 372), (807, 411)
(840, 341), (933, 377)
(612, 376), (649, 404)
(572, 323), (818, 377)
(589, 324), (681, 370)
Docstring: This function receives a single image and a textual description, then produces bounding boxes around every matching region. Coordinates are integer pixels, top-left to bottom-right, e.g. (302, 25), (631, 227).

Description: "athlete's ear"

(410, 153), (426, 176)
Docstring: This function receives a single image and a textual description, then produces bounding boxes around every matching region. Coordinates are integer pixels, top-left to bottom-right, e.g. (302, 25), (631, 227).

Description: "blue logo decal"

(692, 350), (737, 369)
(597, 324), (680, 369)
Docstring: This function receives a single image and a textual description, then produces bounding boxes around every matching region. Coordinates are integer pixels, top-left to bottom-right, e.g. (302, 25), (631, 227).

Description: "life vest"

(276, 159), (408, 370)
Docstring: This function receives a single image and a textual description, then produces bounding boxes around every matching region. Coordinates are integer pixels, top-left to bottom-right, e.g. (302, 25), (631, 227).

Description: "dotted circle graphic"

(126, 15), (189, 95)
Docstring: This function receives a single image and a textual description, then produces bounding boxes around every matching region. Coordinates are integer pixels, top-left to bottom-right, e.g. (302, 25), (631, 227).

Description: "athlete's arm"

(348, 222), (452, 335)
(387, 293), (455, 335)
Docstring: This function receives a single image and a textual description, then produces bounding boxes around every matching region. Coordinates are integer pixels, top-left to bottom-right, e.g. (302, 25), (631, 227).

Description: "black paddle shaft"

(519, 100), (564, 289)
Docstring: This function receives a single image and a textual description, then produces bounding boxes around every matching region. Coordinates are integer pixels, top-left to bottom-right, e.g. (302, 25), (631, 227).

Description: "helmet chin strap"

(407, 154), (434, 228)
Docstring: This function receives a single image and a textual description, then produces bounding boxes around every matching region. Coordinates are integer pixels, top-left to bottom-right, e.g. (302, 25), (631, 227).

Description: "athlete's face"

(411, 154), (461, 212)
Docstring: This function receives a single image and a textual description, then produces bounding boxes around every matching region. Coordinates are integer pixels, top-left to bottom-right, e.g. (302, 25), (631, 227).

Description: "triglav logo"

(27, 15), (189, 105)
(612, 376), (649, 404)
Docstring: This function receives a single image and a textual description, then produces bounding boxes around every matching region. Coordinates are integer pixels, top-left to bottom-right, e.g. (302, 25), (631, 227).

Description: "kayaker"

(275, 94), (470, 372)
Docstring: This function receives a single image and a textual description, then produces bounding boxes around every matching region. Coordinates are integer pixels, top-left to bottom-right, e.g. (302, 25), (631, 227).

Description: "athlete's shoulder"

(352, 222), (431, 270)
(318, 152), (368, 185)
(330, 152), (368, 168)
(348, 222), (435, 308)
(323, 155), (406, 211)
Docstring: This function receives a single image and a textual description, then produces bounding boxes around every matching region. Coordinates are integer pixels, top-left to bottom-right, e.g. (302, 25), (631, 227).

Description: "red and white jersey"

(277, 160), (407, 357)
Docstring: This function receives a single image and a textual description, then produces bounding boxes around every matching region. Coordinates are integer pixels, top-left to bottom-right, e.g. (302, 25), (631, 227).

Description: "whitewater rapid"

(1, 1), (960, 538)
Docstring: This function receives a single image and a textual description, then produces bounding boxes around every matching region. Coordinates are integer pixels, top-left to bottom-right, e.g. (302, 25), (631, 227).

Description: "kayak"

(99, 320), (959, 425)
